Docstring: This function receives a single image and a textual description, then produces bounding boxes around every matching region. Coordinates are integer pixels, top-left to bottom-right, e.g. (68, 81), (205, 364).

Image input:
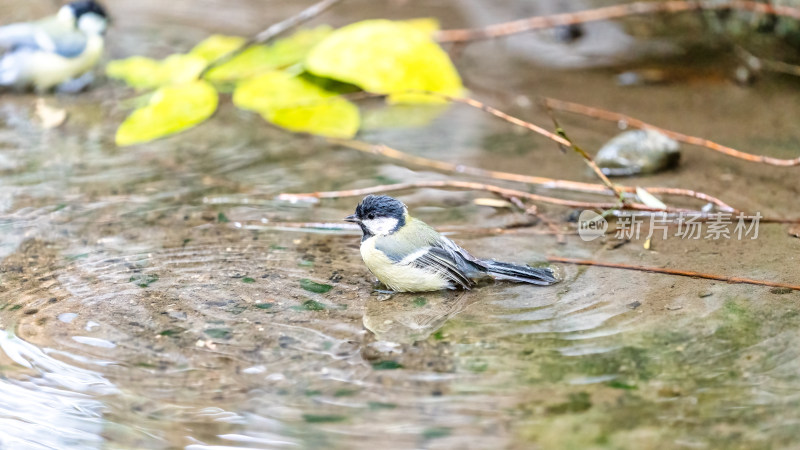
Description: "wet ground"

(1, 0), (800, 449)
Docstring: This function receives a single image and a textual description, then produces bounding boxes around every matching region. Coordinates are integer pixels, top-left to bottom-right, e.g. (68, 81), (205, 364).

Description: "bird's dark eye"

(367, 213), (375, 220)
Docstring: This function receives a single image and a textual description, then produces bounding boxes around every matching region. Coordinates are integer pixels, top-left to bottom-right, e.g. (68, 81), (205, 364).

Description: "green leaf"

(115, 81), (218, 146)
(299, 278), (333, 294)
(306, 19), (463, 103)
(190, 34), (247, 62)
(159, 328), (185, 337)
(334, 388), (359, 397)
(302, 414), (347, 423)
(371, 360), (403, 370)
(368, 401), (397, 410)
(292, 299), (327, 311)
(233, 71), (358, 138)
(130, 273), (159, 288)
(205, 26), (332, 82)
(422, 427), (451, 440)
(204, 328), (232, 339)
(106, 54), (206, 90)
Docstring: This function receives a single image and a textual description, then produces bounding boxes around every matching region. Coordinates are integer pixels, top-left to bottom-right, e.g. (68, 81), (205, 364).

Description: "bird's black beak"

(344, 214), (360, 223)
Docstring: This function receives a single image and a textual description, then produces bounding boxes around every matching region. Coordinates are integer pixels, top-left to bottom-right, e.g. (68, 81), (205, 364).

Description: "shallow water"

(1, 1), (800, 449)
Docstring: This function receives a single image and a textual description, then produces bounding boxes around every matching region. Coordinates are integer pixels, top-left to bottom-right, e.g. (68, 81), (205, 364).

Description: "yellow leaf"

(270, 102), (359, 138)
(233, 71), (359, 138)
(205, 26), (332, 82)
(106, 56), (162, 89)
(116, 81), (218, 146)
(305, 19), (463, 104)
(190, 34), (247, 62)
(106, 54), (206, 90)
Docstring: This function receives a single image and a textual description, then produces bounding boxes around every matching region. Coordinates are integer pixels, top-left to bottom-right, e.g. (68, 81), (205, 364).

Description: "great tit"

(0, 1), (108, 92)
(345, 195), (559, 292)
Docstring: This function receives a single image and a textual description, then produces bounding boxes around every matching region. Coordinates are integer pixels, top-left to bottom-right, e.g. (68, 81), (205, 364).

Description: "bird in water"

(345, 195), (559, 292)
(0, 1), (108, 92)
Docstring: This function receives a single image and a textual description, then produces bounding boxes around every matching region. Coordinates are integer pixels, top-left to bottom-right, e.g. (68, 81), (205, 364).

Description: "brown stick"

(548, 256), (800, 291)
(542, 97), (800, 167)
(507, 196), (567, 244)
(327, 138), (738, 212)
(760, 59), (800, 77)
(256, 221), (573, 236)
(447, 96), (625, 198)
(278, 180), (695, 212)
(436, 1), (800, 43)
(199, 0), (343, 78)
(737, 46), (800, 77)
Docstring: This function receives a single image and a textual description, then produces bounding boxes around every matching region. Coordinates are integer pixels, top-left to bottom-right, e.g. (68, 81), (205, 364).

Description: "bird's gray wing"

(0, 20), (87, 58)
(412, 246), (475, 289)
(375, 234), (476, 290)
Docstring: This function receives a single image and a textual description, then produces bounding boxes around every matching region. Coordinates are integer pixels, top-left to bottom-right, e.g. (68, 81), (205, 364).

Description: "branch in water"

(548, 256), (800, 291)
(445, 96), (625, 199)
(435, 1), (800, 43)
(542, 97), (800, 166)
(326, 138), (738, 212)
(278, 180), (696, 213)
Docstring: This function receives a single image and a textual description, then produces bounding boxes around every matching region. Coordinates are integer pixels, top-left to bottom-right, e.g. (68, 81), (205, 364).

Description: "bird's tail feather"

(478, 260), (559, 286)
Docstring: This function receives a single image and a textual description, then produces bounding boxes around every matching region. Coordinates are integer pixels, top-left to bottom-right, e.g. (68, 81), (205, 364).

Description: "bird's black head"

(68, 0), (108, 19)
(345, 195), (407, 239)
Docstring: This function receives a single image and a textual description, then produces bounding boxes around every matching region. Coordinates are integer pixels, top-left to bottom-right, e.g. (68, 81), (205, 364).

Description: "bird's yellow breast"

(29, 34), (103, 90)
(360, 237), (449, 292)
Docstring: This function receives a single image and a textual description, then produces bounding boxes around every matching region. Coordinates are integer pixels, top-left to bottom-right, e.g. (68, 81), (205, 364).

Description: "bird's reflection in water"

(362, 290), (479, 344)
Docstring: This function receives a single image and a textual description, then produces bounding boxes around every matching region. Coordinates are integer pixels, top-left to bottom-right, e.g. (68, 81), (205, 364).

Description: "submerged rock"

(595, 129), (681, 176)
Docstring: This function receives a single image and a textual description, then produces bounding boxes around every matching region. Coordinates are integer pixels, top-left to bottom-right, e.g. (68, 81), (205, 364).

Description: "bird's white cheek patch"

(362, 217), (398, 236)
(79, 13), (107, 35)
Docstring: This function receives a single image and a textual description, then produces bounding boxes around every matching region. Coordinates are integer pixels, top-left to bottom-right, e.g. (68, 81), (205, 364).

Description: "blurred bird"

(0, 1), (108, 92)
(346, 195), (559, 292)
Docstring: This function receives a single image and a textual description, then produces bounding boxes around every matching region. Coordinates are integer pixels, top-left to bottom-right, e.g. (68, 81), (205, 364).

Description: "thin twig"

(335, 92), (735, 210)
(251, 221), (572, 236)
(508, 196), (567, 244)
(436, 0), (800, 43)
(544, 102), (626, 201)
(548, 256), (800, 291)
(542, 97), (800, 167)
(737, 46), (800, 77)
(448, 96), (571, 147)
(760, 59), (800, 77)
(327, 138), (739, 212)
(278, 180), (696, 213)
(445, 96), (626, 199)
(199, 0), (344, 78)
